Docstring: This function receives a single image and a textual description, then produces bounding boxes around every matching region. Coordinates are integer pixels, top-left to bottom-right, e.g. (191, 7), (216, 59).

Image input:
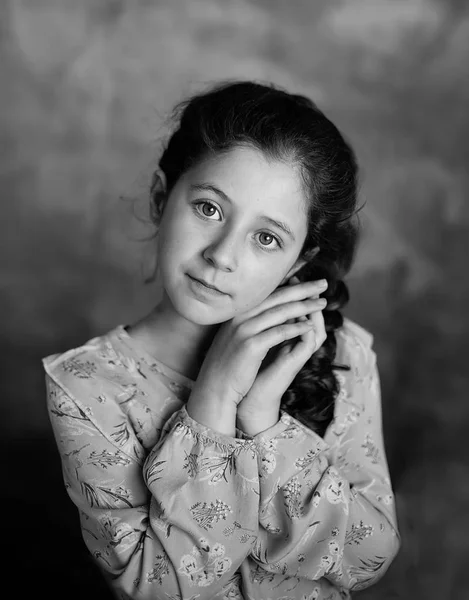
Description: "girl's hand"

(236, 275), (327, 435)
(191, 276), (328, 410)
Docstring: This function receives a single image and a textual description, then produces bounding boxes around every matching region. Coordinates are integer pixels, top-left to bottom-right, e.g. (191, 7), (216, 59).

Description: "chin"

(172, 293), (231, 326)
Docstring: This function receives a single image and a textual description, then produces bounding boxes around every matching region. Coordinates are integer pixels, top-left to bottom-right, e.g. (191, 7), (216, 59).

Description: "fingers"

(289, 276), (308, 324)
(237, 276), (328, 324)
(290, 275), (327, 356)
(239, 297), (326, 339)
(304, 301), (327, 349)
(250, 319), (316, 352)
(266, 277), (328, 310)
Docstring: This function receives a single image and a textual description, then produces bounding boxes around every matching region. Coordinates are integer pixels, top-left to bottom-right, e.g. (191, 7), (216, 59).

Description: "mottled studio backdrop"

(2, 0), (468, 598)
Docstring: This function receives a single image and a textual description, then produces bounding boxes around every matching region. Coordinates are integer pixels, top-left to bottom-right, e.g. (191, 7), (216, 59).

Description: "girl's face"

(156, 145), (309, 325)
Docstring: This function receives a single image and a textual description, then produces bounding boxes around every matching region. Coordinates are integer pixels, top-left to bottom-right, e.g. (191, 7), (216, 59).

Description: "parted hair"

(148, 80), (362, 438)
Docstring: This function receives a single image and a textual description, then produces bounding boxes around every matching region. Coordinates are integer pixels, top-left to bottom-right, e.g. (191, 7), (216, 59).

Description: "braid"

(280, 277), (350, 438)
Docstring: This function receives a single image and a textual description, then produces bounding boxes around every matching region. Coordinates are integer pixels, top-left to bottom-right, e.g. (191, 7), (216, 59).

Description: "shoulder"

(335, 316), (376, 374)
(42, 326), (150, 462)
(42, 326), (121, 380)
(323, 318), (380, 443)
(338, 316), (374, 349)
(41, 325), (136, 405)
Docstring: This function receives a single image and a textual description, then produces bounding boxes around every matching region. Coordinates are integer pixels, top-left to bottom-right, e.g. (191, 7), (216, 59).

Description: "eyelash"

(193, 200), (283, 251)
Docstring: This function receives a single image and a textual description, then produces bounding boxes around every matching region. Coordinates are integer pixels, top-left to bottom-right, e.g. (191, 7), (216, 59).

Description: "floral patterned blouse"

(42, 317), (400, 600)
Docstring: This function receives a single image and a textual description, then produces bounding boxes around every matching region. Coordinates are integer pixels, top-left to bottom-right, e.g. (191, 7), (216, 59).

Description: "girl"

(43, 80), (400, 600)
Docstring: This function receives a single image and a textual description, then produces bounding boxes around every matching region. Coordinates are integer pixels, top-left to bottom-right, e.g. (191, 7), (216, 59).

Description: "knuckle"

(269, 304), (285, 317)
(244, 335), (258, 352)
(235, 322), (249, 340)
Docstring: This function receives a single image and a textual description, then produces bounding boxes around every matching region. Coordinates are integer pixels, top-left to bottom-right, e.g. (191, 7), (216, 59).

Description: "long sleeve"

(45, 373), (260, 599)
(240, 326), (400, 594)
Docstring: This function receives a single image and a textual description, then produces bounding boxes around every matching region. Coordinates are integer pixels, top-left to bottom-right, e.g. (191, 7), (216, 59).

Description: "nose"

(202, 230), (238, 272)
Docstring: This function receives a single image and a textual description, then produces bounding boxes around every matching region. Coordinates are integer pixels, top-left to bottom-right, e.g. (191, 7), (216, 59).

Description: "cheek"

(158, 212), (196, 262)
(232, 272), (282, 313)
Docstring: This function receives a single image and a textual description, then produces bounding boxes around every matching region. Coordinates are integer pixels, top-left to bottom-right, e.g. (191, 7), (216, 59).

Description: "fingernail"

(318, 279), (328, 288)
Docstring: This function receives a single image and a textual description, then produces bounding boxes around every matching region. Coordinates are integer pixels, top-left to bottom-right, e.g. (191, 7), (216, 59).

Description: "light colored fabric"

(43, 317), (400, 600)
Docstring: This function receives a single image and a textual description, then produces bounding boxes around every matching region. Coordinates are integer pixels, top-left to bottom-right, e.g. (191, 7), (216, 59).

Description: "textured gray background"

(2, 0), (468, 598)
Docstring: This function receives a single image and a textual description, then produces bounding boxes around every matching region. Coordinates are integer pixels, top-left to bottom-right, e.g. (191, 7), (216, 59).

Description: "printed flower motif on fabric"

(318, 540), (345, 584)
(49, 392), (97, 437)
(376, 493), (394, 506)
(347, 556), (389, 591)
(330, 399), (362, 438)
(190, 499), (233, 530)
(80, 478), (134, 509)
(95, 511), (141, 554)
(146, 552), (171, 585)
(178, 540), (233, 587)
(345, 521), (374, 545)
(115, 383), (141, 406)
(147, 362), (165, 377)
(149, 497), (174, 539)
(98, 342), (147, 379)
(295, 446), (324, 478)
(283, 476), (303, 519)
(324, 467), (349, 514)
(183, 451), (200, 478)
(88, 449), (131, 470)
(277, 419), (307, 444)
(221, 572), (244, 600)
(109, 420), (142, 459)
(111, 421), (133, 446)
(248, 562), (300, 594)
(223, 520), (257, 545)
(183, 449), (241, 486)
(62, 357), (97, 379)
(335, 446), (362, 475)
(145, 458), (166, 486)
(259, 451), (277, 476)
(256, 437), (278, 477)
(257, 437), (279, 453)
(361, 433), (381, 464)
(262, 521), (282, 534)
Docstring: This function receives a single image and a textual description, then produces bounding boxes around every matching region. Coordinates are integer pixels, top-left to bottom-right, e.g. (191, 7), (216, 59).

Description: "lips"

(189, 274), (227, 295)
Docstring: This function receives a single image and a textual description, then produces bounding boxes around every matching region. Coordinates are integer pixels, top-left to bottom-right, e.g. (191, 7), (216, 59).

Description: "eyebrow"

(190, 183), (296, 242)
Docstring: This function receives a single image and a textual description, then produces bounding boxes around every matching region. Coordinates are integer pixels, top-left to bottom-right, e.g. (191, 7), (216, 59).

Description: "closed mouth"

(189, 275), (226, 295)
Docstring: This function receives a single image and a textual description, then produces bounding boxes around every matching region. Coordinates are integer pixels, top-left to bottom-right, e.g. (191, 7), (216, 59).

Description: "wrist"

(236, 410), (280, 437)
(186, 389), (238, 437)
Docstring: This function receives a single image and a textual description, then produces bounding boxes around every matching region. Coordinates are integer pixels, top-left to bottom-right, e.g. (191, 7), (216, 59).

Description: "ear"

(153, 168), (167, 194)
(278, 246), (320, 286)
(151, 168), (169, 224)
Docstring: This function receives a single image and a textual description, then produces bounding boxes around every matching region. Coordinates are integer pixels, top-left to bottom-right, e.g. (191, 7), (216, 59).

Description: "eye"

(193, 200), (221, 220)
(257, 231), (282, 251)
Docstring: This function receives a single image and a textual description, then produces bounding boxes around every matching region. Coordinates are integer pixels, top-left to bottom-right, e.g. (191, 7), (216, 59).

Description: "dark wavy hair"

(147, 80), (362, 438)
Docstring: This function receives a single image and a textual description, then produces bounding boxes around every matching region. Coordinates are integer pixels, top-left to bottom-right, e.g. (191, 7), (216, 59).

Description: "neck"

(135, 294), (220, 380)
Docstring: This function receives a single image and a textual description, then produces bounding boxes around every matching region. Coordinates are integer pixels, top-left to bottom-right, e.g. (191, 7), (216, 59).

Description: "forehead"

(184, 145), (308, 232)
